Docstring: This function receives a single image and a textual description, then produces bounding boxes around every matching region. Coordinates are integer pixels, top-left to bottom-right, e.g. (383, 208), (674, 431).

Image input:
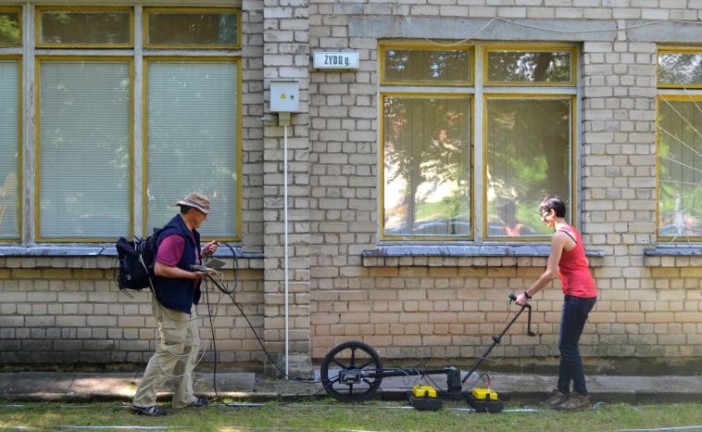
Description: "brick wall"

(0, 256), (264, 366)
(1, 0), (701, 373)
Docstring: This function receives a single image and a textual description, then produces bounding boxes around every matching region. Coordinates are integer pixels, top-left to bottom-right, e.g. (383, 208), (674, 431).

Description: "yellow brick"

(370, 267), (398, 277)
(681, 268), (702, 278)
(12, 269), (43, 279)
(650, 267), (680, 278)
(428, 267), (458, 277)
(42, 269), (73, 279)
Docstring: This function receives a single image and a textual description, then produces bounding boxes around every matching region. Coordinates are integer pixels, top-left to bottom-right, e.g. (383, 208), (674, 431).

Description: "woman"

(515, 195), (598, 410)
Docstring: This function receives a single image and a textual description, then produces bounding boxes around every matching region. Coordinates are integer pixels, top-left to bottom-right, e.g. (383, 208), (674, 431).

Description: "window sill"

(0, 245), (264, 269)
(643, 246), (702, 267)
(362, 244), (605, 267)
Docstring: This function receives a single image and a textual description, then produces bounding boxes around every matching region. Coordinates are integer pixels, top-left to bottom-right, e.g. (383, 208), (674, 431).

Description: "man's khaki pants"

(133, 296), (200, 409)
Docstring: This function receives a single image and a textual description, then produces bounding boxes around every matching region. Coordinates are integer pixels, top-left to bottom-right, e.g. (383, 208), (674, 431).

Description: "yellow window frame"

(143, 7), (241, 50)
(35, 6), (134, 49)
(379, 91), (474, 241)
(0, 55), (23, 242)
(34, 56), (135, 243)
(0, 6), (22, 47)
(142, 56), (242, 242)
(656, 94), (702, 242)
(379, 41), (474, 87)
(657, 46), (702, 90)
(482, 93), (577, 241)
(483, 44), (577, 87)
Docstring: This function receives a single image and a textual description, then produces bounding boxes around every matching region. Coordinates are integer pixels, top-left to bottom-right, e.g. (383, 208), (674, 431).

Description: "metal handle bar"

(461, 293), (536, 385)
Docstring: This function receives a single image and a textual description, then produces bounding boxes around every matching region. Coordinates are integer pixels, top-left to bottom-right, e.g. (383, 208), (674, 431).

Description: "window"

(0, 57), (20, 241)
(12, 6), (241, 244)
(0, 7), (21, 46)
(144, 59), (240, 238)
(484, 47), (576, 85)
(36, 7), (132, 47)
(656, 48), (702, 242)
(382, 94), (471, 238)
(484, 95), (574, 239)
(380, 42), (576, 241)
(37, 59), (132, 241)
(144, 8), (240, 49)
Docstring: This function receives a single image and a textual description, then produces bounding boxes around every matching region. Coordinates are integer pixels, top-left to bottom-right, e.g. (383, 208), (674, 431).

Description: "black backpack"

(115, 228), (163, 296)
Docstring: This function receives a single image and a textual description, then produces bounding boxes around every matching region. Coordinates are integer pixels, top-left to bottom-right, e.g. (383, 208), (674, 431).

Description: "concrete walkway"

(0, 370), (700, 405)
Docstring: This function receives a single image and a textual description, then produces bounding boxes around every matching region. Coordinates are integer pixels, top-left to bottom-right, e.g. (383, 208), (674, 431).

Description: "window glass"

(657, 98), (702, 240)
(38, 60), (131, 240)
(37, 9), (131, 46)
(382, 47), (470, 84)
(0, 59), (20, 240)
(0, 10), (21, 46)
(145, 9), (239, 48)
(486, 49), (573, 84)
(658, 51), (702, 87)
(485, 97), (572, 238)
(145, 60), (239, 238)
(383, 95), (471, 238)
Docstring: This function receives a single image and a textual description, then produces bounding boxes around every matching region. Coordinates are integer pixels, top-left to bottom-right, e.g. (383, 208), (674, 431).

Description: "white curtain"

(0, 60), (20, 239)
(39, 60), (131, 239)
(145, 60), (238, 238)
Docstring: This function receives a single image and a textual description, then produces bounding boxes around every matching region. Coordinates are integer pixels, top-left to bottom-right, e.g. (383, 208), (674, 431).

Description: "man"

(131, 192), (218, 417)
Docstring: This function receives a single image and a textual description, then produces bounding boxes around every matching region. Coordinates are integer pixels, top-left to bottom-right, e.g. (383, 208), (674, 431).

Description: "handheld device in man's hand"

(203, 258), (226, 270)
(190, 264), (212, 272)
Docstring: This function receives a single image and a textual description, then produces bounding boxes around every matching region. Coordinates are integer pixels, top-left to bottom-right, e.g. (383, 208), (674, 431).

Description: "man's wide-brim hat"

(173, 192), (210, 214)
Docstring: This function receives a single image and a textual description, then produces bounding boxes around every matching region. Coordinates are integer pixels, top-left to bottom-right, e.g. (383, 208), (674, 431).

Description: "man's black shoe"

(190, 396), (208, 408)
(131, 405), (167, 416)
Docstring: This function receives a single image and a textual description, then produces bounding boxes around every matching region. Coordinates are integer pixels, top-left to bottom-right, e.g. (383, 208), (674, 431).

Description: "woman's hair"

(540, 195), (566, 217)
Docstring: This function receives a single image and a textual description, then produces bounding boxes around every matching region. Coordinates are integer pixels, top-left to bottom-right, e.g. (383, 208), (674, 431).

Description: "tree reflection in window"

(383, 95), (471, 237)
(487, 50), (572, 83)
(384, 48), (470, 83)
(657, 98), (702, 240)
(486, 97), (572, 236)
(0, 11), (20, 45)
(658, 52), (702, 86)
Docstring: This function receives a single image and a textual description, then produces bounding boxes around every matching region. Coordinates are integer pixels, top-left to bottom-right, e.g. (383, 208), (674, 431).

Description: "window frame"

(379, 41), (474, 87)
(655, 46), (702, 243)
(481, 93), (577, 241)
(0, 6), (22, 47)
(483, 44), (578, 87)
(379, 91), (474, 241)
(378, 41), (579, 243)
(657, 46), (702, 90)
(34, 55), (135, 243)
(143, 7), (241, 50)
(3, 6), (243, 247)
(35, 6), (134, 49)
(0, 55), (23, 242)
(142, 56), (243, 242)
(655, 93), (702, 243)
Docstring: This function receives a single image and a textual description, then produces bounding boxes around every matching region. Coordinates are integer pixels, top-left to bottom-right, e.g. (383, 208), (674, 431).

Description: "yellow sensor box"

(412, 385), (437, 398)
(472, 387), (499, 401)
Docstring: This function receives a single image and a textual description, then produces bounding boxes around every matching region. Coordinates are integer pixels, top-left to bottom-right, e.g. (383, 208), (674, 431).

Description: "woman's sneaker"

(543, 388), (569, 407)
(131, 405), (167, 416)
(555, 392), (591, 410)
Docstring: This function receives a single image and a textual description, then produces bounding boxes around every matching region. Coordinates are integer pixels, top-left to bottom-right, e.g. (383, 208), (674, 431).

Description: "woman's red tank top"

(558, 225), (598, 298)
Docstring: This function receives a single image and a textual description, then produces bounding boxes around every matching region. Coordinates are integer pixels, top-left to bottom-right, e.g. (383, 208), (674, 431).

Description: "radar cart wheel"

(320, 341), (383, 402)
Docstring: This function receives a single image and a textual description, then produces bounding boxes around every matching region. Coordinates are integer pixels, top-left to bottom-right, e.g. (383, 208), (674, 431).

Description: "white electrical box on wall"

(270, 80), (300, 112)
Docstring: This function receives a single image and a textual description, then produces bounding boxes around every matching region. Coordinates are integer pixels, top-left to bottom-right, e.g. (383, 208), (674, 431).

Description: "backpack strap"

(138, 254), (156, 294)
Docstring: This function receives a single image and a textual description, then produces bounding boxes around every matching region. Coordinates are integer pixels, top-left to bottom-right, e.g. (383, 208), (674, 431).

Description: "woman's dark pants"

(558, 295), (597, 396)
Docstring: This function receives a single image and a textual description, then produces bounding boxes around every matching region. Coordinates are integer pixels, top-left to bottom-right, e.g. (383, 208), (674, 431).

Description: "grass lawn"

(1, 399), (702, 431)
